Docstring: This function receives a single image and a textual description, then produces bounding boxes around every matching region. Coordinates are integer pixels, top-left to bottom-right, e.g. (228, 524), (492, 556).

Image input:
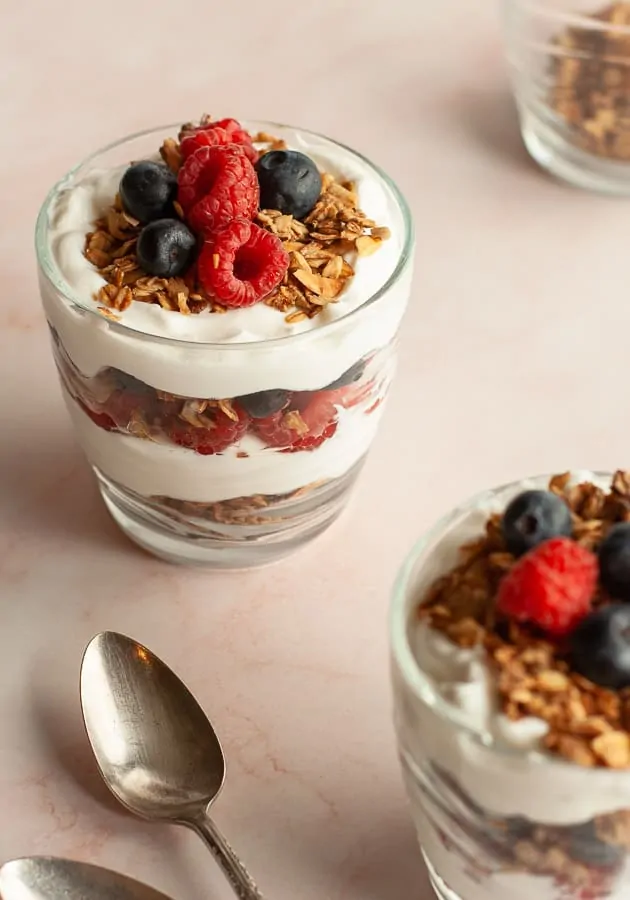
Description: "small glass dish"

(503, 0), (630, 194)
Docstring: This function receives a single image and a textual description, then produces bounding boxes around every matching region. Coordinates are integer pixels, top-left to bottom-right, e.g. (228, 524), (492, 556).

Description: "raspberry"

(252, 393), (338, 451)
(105, 389), (155, 429)
(79, 400), (116, 431)
(168, 405), (249, 455)
(180, 124), (258, 165)
(213, 118), (245, 135)
(496, 537), (598, 636)
(198, 218), (289, 307)
(177, 145), (259, 234)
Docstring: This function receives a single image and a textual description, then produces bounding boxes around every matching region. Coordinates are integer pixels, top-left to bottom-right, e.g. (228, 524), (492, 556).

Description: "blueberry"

(568, 821), (624, 867)
(599, 523), (630, 601)
(238, 389), (290, 419)
(570, 605), (630, 689)
(256, 151), (322, 219)
(136, 219), (196, 278)
(501, 490), (573, 556)
(120, 161), (178, 223)
(325, 360), (365, 390)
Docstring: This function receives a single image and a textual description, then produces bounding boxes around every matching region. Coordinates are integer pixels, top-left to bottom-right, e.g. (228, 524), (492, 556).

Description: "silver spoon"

(80, 631), (264, 900)
(0, 856), (175, 900)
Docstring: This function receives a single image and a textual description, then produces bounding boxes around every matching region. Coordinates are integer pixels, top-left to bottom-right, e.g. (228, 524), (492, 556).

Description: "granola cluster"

(509, 815), (627, 894)
(84, 119), (390, 323)
(551, 2), (630, 160)
(420, 471), (630, 768)
(156, 479), (328, 526)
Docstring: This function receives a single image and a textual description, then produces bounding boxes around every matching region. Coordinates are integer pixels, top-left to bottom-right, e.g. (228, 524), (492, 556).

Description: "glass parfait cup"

(390, 474), (630, 900)
(36, 122), (414, 567)
(503, 0), (630, 195)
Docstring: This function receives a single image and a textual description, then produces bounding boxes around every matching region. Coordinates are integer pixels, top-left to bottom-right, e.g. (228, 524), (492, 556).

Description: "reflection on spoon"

(80, 631), (265, 900)
(0, 856), (176, 900)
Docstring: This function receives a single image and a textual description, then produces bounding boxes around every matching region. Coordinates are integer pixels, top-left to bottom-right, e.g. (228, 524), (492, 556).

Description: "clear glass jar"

(390, 474), (630, 900)
(36, 123), (414, 567)
(504, 0), (630, 194)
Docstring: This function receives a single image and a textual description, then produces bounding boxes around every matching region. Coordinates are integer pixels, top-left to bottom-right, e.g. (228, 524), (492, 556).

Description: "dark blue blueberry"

(501, 490), (573, 556)
(598, 523), (630, 602)
(136, 219), (196, 278)
(569, 605), (630, 689)
(256, 150), (322, 219)
(568, 821), (625, 868)
(325, 360), (365, 390)
(120, 161), (178, 223)
(238, 389), (290, 419)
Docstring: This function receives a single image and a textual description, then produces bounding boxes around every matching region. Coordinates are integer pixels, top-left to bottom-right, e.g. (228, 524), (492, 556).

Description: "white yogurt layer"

(41, 126), (412, 397)
(65, 395), (383, 503)
(394, 472), (630, 900)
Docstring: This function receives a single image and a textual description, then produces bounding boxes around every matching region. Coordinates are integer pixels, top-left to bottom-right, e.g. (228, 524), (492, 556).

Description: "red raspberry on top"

(177, 144), (259, 234)
(198, 217), (289, 308)
(168, 404), (249, 455)
(180, 122), (258, 164)
(252, 393), (338, 451)
(496, 537), (598, 637)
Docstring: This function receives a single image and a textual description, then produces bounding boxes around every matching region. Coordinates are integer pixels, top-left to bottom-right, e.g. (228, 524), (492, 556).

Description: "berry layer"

(42, 125), (411, 398)
(64, 391), (383, 503)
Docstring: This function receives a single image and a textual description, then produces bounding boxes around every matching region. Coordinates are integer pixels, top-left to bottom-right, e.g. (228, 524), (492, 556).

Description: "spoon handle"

(190, 816), (265, 900)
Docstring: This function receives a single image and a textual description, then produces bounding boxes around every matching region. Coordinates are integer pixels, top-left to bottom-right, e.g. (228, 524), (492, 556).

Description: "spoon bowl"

(0, 856), (175, 900)
(80, 631), (225, 820)
(80, 631), (263, 900)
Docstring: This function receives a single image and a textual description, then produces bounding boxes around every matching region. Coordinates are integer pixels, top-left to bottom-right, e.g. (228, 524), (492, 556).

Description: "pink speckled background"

(1, 1), (630, 898)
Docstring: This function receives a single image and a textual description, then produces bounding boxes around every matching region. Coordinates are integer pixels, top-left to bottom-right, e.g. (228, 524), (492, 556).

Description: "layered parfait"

(37, 116), (412, 564)
(392, 471), (630, 900)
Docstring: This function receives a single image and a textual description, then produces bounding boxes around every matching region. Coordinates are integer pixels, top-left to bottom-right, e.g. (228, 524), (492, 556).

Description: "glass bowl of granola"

(390, 470), (630, 900)
(503, 0), (630, 194)
(36, 118), (414, 567)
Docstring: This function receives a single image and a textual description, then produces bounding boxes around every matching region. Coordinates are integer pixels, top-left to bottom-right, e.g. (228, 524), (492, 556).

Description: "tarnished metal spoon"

(80, 631), (264, 900)
(0, 856), (175, 900)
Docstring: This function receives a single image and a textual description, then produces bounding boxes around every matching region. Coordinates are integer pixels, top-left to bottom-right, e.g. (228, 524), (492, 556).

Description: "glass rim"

(35, 119), (414, 352)
(389, 470), (619, 765)
(503, 1), (630, 35)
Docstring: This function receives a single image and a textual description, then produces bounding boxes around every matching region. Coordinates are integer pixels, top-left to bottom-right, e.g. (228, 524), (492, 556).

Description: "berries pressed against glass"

(168, 405), (250, 455)
(237, 390), (291, 419)
(568, 821), (625, 868)
(251, 393), (338, 452)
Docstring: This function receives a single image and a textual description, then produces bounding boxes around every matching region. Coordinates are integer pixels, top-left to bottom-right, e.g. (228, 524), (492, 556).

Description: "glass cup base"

(94, 461), (364, 568)
(423, 854), (463, 900)
(518, 104), (630, 197)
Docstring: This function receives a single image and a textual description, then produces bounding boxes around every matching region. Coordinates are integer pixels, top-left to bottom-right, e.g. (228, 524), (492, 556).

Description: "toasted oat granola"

(84, 117), (391, 321)
(155, 478), (328, 526)
(419, 471), (630, 768)
(551, 2), (630, 160)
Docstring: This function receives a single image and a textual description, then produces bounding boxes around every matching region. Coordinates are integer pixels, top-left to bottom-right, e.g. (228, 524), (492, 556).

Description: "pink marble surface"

(3, 1), (630, 898)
